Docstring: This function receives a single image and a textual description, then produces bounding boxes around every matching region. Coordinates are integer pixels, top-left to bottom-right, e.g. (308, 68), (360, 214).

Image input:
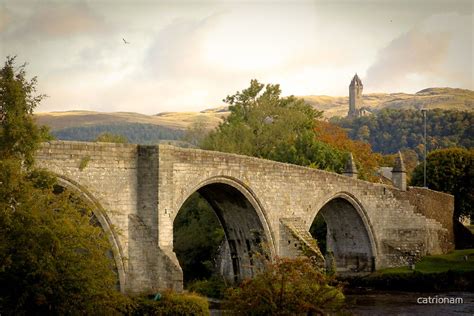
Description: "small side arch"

(54, 175), (127, 292)
(311, 191), (378, 272)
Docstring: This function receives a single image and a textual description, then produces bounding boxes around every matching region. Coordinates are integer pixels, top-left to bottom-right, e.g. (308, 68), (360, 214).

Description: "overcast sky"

(0, 0), (472, 114)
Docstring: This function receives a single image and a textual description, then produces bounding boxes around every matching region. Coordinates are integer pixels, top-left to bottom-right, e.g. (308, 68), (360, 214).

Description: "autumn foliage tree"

(314, 121), (381, 181)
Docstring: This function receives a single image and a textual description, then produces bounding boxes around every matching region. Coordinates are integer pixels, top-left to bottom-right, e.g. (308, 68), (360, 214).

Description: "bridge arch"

(53, 175), (127, 292)
(173, 176), (275, 282)
(311, 192), (377, 273)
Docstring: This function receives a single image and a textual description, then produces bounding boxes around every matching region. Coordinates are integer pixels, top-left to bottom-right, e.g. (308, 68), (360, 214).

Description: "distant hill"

(34, 87), (473, 144)
(34, 110), (226, 145)
(35, 110), (226, 131)
(303, 87), (474, 118)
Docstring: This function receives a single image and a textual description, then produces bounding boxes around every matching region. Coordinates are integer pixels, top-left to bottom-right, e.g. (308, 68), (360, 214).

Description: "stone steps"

(280, 217), (325, 268)
(383, 198), (447, 233)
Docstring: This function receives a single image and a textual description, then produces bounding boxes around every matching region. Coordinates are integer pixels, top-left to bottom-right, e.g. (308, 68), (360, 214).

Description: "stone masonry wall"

(406, 187), (454, 252)
(157, 145), (454, 276)
(35, 141), (181, 293)
(35, 141), (455, 293)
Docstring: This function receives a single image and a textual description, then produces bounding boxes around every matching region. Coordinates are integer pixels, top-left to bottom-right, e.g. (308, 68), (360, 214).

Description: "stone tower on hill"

(348, 73), (363, 118)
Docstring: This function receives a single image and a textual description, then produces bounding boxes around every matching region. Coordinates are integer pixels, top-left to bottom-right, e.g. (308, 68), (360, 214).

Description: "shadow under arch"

(311, 192), (377, 273)
(173, 176), (275, 283)
(53, 175), (127, 292)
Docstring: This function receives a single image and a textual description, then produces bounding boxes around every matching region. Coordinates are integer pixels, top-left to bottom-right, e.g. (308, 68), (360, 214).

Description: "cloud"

(365, 13), (473, 92)
(0, 6), (11, 33)
(19, 2), (473, 115)
(144, 16), (215, 80)
(137, 5), (369, 112)
(5, 2), (107, 40)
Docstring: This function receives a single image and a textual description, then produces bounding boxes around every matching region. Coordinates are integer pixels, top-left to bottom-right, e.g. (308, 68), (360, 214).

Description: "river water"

(210, 291), (474, 315)
(346, 290), (474, 315)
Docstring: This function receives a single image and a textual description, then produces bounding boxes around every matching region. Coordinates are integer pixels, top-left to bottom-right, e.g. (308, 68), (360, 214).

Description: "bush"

(187, 276), (228, 299)
(224, 257), (345, 315)
(131, 291), (209, 316)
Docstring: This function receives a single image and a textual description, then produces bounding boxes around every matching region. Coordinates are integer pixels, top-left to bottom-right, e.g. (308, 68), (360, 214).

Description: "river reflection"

(346, 290), (474, 315)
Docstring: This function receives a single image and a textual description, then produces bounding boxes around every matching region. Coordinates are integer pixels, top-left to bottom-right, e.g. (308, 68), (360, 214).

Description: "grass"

(377, 249), (474, 275)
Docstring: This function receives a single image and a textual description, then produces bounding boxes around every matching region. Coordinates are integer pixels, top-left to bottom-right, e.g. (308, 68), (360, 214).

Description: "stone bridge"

(35, 141), (454, 294)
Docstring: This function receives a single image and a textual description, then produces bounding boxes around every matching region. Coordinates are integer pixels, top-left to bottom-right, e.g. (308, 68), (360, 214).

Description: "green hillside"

(333, 108), (473, 154)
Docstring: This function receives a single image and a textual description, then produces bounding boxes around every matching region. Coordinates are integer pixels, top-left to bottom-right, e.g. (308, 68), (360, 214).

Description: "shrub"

(224, 257), (345, 315)
(187, 276), (228, 299)
(131, 291), (209, 316)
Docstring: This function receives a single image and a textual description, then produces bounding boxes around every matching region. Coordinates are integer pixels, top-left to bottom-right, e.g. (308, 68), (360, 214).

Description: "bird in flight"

(123, 38), (130, 44)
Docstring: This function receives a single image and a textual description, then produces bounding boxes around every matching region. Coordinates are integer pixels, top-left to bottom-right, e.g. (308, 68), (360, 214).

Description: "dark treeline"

(53, 123), (184, 144)
(331, 109), (473, 155)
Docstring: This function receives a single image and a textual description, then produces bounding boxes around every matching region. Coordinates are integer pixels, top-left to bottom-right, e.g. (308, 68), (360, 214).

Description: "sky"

(0, 0), (472, 114)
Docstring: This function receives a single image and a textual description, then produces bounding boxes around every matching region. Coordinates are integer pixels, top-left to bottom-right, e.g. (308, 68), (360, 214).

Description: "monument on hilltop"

(348, 73), (372, 118)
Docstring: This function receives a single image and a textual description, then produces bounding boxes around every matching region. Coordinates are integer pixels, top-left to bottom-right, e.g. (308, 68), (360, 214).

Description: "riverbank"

(341, 249), (474, 292)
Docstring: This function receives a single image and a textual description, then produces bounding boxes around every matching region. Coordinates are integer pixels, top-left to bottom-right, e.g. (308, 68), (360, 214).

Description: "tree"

(183, 116), (210, 147)
(333, 108), (473, 155)
(0, 162), (125, 314)
(411, 148), (474, 220)
(314, 121), (381, 181)
(0, 57), (126, 314)
(0, 56), (50, 166)
(95, 132), (128, 143)
(357, 125), (370, 142)
(201, 80), (346, 173)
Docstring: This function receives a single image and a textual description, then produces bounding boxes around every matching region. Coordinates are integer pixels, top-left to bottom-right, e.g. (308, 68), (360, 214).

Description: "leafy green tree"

(0, 161), (126, 314)
(224, 257), (345, 315)
(411, 148), (474, 220)
(95, 132), (128, 143)
(201, 80), (346, 173)
(0, 56), (50, 166)
(0, 57), (127, 314)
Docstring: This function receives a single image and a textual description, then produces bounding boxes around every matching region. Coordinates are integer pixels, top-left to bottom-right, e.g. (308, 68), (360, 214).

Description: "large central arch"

(173, 176), (275, 283)
(312, 193), (377, 273)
